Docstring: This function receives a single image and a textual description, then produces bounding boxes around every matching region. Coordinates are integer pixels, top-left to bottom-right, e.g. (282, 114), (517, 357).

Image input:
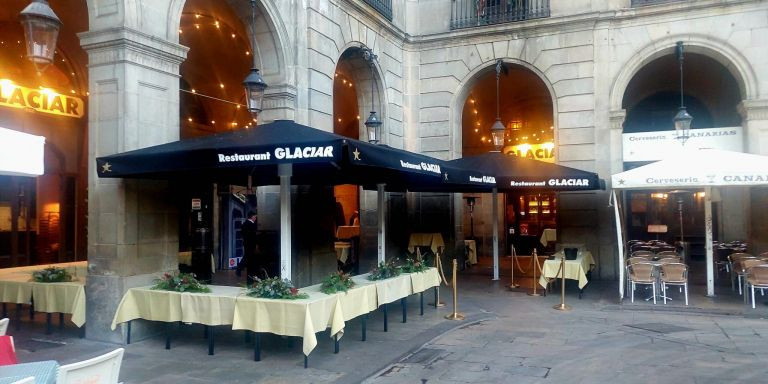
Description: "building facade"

(1, 0), (767, 342)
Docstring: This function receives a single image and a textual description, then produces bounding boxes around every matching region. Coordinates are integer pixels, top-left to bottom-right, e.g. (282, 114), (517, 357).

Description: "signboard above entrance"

(502, 142), (555, 163)
(0, 79), (85, 118)
(622, 127), (742, 162)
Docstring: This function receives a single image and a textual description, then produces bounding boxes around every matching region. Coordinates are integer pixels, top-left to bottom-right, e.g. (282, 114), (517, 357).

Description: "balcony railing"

(631, 0), (684, 6)
(451, 0), (550, 30)
(364, 0), (393, 20)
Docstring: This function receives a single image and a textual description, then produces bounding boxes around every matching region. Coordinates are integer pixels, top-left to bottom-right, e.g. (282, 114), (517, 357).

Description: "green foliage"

(367, 259), (402, 281)
(247, 277), (308, 300)
(320, 271), (355, 294)
(400, 257), (428, 274)
(151, 271), (211, 293)
(32, 267), (73, 283)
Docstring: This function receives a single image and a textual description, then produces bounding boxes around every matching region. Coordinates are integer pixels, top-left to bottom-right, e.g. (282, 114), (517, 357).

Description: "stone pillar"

(80, 27), (187, 343)
(738, 100), (768, 155)
(608, 109), (626, 174)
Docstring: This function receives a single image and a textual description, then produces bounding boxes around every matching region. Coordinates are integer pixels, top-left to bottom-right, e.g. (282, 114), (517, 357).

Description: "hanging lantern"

(242, 68), (267, 118)
(673, 107), (692, 144)
(19, 0), (62, 72)
(364, 110), (382, 144)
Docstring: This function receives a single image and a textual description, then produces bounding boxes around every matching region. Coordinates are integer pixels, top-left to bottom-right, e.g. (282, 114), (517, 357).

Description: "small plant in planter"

(367, 259), (402, 281)
(151, 271), (211, 293)
(320, 270), (355, 294)
(32, 267), (74, 283)
(400, 257), (428, 273)
(247, 277), (308, 300)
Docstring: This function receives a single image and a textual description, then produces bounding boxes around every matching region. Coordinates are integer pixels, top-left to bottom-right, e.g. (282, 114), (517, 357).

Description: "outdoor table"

(464, 240), (477, 265)
(539, 229), (556, 246)
(538, 250), (595, 299)
(111, 285), (242, 354)
(336, 226), (360, 240)
(407, 233), (445, 255)
(0, 272), (86, 332)
(0, 360), (59, 384)
(231, 283), (344, 367)
(0, 262), (87, 280)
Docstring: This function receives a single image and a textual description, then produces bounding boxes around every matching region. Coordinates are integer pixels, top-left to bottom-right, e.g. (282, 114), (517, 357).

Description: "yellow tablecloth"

(407, 233), (445, 254)
(0, 268), (86, 327)
(336, 226), (360, 240)
(0, 261), (87, 280)
(373, 274), (413, 305)
(111, 285), (244, 330)
(540, 229), (557, 246)
(538, 251), (595, 289)
(409, 268), (441, 294)
(344, 275), (379, 320)
(110, 287), (184, 330)
(334, 242), (351, 263)
(232, 284), (344, 356)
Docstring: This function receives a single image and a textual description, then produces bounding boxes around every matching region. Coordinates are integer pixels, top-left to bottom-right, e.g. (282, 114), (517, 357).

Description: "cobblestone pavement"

(7, 272), (768, 383)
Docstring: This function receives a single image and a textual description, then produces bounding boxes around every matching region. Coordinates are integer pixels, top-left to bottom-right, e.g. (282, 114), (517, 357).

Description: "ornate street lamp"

(673, 41), (692, 145)
(490, 59), (505, 151)
(19, 0), (61, 73)
(242, 0), (267, 119)
(362, 47), (381, 144)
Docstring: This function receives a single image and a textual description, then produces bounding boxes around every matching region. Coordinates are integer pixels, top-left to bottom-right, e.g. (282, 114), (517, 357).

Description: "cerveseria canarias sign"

(0, 79), (84, 118)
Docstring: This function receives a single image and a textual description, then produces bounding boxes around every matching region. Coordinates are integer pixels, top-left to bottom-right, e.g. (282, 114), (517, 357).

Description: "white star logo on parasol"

(101, 162), (112, 173)
(352, 148), (361, 161)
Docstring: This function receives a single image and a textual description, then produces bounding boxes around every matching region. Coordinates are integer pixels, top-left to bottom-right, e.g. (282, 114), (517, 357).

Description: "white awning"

(0, 126), (45, 177)
(612, 147), (768, 189)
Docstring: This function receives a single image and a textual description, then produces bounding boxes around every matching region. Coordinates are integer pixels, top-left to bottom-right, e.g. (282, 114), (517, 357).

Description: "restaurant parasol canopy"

(96, 119), (449, 278)
(611, 147), (768, 300)
(411, 151), (603, 280)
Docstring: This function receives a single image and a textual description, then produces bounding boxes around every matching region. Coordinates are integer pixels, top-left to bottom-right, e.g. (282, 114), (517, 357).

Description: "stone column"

(80, 27), (187, 343)
(608, 109), (626, 175)
(738, 99), (768, 155)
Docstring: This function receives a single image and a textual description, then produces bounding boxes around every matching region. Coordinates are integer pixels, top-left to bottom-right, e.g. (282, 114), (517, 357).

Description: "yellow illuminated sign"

(0, 79), (84, 118)
(503, 142), (555, 163)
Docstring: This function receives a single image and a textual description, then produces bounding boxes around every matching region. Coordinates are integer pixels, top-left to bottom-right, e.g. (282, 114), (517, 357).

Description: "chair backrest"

(57, 348), (124, 384)
(658, 257), (681, 264)
(629, 263), (654, 280)
(0, 318), (8, 336)
(730, 252), (754, 262)
(628, 256), (650, 265)
(748, 265), (768, 284)
(630, 251), (654, 258)
(758, 252), (768, 260)
(11, 377), (35, 384)
(656, 250), (678, 257)
(740, 259), (765, 272)
(660, 263), (687, 281)
(734, 257), (759, 273)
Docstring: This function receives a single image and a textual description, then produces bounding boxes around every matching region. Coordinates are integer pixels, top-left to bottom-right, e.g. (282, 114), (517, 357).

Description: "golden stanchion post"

(528, 249), (541, 296)
(445, 259), (464, 320)
(553, 253), (571, 311)
(430, 249), (446, 307)
(508, 245), (519, 289)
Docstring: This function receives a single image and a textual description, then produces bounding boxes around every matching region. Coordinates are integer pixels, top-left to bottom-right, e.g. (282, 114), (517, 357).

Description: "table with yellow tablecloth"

(407, 233), (445, 255)
(538, 250), (595, 298)
(0, 266), (86, 328)
(539, 229), (557, 246)
(232, 283), (344, 357)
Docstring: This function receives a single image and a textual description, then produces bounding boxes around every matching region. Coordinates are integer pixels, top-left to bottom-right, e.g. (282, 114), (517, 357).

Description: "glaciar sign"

(548, 178), (591, 187)
(399, 160), (441, 174)
(217, 146), (334, 163)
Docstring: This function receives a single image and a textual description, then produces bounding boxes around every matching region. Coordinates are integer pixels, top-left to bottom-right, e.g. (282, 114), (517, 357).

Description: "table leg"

(244, 330), (251, 344)
(46, 313), (52, 335)
(362, 314), (367, 341)
(579, 288), (584, 300)
(304, 355), (308, 369)
(253, 332), (261, 361)
(401, 298), (407, 323)
(15, 304), (21, 330)
(29, 299), (34, 320)
(2, 303), (6, 318)
(334, 333), (339, 354)
(165, 322), (172, 350)
(208, 326), (215, 356)
(59, 313), (64, 329)
(420, 292), (424, 316)
(204, 325), (209, 339)
(127, 321), (132, 344)
(383, 304), (388, 332)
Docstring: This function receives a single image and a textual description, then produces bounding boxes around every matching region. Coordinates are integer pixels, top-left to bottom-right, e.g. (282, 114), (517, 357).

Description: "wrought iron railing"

(364, 0), (393, 20)
(450, 0), (550, 30)
(631, 0), (684, 6)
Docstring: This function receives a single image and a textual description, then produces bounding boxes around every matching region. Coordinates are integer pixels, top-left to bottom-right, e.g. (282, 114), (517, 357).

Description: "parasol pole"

(492, 187), (500, 280)
(278, 163), (292, 279)
(377, 183), (386, 263)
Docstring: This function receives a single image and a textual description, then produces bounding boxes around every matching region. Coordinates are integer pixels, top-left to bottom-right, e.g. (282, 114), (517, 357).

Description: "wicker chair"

(658, 257), (682, 264)
(629, 262), (656, 304)
(626, 257), (651, 294)
(735, 258), (763, 295)
(746, 265), (768, 309)
(631, 251), (654, 258)
(656, 250), (678, 258)
(730, 253), (755, 292)
(758, 252), (768, 261)
(660, 263), (688, 305)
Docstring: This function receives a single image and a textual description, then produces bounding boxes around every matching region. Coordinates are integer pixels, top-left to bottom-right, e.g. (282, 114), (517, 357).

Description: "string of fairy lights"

(0, 38), (85, 98)
(179, 11), (255, 130)
(466, 93), (555, 151)
(333, 72), (361, 127)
